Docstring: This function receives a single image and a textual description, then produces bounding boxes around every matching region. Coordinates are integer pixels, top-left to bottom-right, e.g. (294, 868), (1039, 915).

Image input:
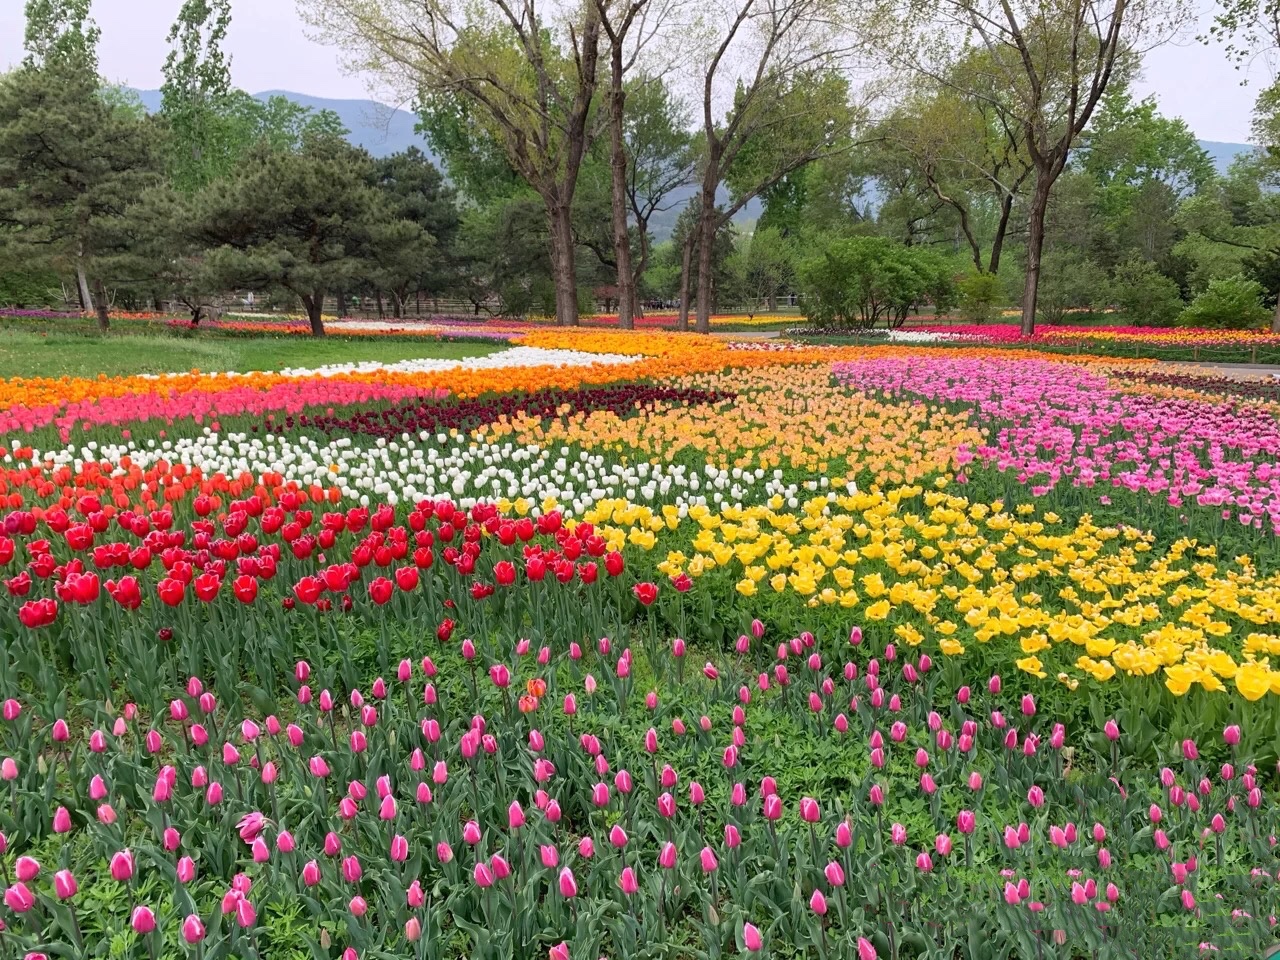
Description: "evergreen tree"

(0, 7), (159, 329)
(188, 134), (426, 336)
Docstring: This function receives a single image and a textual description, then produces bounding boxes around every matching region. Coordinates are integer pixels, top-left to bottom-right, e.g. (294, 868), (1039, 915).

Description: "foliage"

(160, 0), (236, 191)
(730, 227), (797, 316)
(1177, 274), (1271, 329)
(1109, 257), (1184, 326)
(367, 148), (458, 310)
(1035, 251), (1107, 325)
(1078, 88), (1215, 201)
(0, 256), (61, 308)
(22, 0), (99, 72)
(187, 134), (426, 335)
(0, 65), (160, 325)
(957, 272), (1004, 322)
(799, 236), (956, 330)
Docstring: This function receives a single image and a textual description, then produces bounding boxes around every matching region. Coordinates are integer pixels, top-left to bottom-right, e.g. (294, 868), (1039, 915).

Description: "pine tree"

(189, 134), (426, 336)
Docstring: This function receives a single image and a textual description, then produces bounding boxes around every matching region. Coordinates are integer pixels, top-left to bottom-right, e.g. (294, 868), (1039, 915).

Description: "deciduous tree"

(302, 0), (602, 326)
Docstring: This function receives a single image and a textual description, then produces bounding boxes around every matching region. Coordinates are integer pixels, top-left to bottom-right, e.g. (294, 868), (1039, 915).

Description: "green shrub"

(0, 267), (62, 307)
(1177, 274), (1270, 329)
(1109, 258), (1183, 327)
(1036, 251), (1107, 325)
(957, 272), (1003, 322)
(799, 236), (956, 331)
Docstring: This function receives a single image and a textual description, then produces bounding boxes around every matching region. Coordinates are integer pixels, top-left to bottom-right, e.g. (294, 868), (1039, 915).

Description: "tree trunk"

(302, 292), (327, 336)
(76, 255), (93, 316)
(1271, 297), (1280, 334)
(91, 277), (110, 332)
(989, 192), (1015, 276)
(632, 216), (652, 319)
(694, 165), (720, 334)
(1020, 169), (1054, 336)
(547, 201), (580, 326)
(605, 51), (635, 330)
(677, 225), (697, 332)
(695, 212), (717, 334)
(337, 291), (348, 318)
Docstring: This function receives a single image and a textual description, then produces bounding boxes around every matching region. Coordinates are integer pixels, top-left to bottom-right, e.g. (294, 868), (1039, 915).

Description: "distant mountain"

(130, 89), (435, 160)
(1199, 140), (1259, 174)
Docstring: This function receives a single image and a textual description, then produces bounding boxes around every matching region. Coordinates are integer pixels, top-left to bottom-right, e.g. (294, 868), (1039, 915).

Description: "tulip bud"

(131, 906), (157, 934)
(54, 869), (77, 900)
(182, 915), (206, 944)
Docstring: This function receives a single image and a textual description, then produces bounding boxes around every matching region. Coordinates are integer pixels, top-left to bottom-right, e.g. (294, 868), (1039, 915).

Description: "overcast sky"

(0, 0), (1268, 144)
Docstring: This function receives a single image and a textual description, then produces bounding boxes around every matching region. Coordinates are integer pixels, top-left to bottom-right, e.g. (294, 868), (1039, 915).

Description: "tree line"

(4, 0), (1280, 335)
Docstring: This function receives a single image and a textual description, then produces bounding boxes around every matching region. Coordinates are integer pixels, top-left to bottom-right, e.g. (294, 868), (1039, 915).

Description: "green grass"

(0, 328), (506, 379)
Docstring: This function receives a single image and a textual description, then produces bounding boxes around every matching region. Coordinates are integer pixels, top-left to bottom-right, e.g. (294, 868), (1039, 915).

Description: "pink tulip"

(110, 849), (134, 882)
(3, 882), (33, 913)
(659, 841), (677, 869)
(53, 869), (77, 900)
(51, 808), (71, 839)
(858, 937), (878, 960)
(390, 835), (409, 861)
(509, 801), (526, 829)
(700, 846), (719, 873)
(342, 855), (362, 883)
(743, 923), (763, 951)
(810, 889), (828, 915)
(540, 845), (559, 868)
(302, 860), (321, 886)
(462, 820), (482, 845)
(407, 880), (425, 907)
(182, 915), (206, 943)
(178, 857), (196, 884)
(825, 861), (845, 886)
(131, 906), (157, 934)
(473, 862), (494, 888)
(558, 867), (578, 897)
(619, 866), (639, 894)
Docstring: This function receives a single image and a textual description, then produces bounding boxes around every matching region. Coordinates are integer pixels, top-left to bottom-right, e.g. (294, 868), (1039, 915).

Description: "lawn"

(0, 327), (504, 379)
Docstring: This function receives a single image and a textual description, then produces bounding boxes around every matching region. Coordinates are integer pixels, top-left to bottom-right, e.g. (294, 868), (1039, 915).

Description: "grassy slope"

(0, 329), (505, 379)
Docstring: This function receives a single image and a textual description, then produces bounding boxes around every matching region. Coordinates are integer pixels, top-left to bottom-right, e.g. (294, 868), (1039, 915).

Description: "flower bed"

(1, 333), (1278, 958)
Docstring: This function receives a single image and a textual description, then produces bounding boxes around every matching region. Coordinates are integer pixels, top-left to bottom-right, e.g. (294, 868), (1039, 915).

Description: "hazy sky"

(0, 0), (1268, 144)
